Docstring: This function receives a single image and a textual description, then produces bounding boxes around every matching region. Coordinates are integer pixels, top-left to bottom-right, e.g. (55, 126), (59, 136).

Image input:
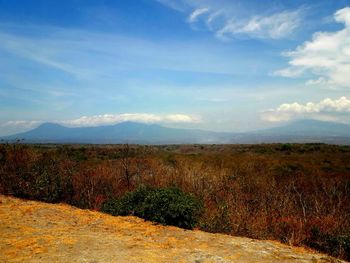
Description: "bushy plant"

(280, 143), (292, 151)
(102, 185), (202, 229)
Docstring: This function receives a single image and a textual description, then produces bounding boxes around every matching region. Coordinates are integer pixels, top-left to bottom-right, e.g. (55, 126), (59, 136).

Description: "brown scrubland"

(0, 143), (349, 261)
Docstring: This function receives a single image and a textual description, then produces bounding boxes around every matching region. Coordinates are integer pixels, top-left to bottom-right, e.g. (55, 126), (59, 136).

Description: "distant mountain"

(231, 119), (350, 144)
(2, 120), (350, 144)
(257, 119), (350, 137)
(1, 121), (232, 144)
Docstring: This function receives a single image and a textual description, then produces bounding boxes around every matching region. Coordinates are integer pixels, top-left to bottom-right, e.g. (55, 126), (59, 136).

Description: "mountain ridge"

(2, 120), (350, 144)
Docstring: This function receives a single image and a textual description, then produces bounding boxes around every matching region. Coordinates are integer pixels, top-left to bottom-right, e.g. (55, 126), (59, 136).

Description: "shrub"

(279, 143), (292, 152)
(101, 185), (203, 229)
(30, 154), (73, 203)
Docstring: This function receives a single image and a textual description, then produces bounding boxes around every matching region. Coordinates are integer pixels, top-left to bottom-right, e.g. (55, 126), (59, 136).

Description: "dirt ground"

(0, 195), (345, 263)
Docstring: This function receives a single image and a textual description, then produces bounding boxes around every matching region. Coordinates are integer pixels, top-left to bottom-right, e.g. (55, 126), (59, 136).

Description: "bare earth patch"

(0, 195), (345, 263)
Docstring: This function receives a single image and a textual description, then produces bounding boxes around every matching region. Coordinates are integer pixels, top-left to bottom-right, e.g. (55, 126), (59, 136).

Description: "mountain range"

(2, 120), (350, 144)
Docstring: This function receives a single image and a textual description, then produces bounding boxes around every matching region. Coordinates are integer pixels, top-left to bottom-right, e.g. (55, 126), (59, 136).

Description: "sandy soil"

(0, 195), (345, 263)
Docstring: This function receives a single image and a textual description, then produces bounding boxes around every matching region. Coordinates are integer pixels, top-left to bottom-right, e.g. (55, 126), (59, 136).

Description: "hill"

(0, 195), (344, 263)
(231, 120), (350, 144)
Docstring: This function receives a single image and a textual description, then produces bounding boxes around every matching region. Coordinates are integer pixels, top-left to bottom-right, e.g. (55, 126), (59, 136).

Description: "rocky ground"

(0, 195), (346, 263)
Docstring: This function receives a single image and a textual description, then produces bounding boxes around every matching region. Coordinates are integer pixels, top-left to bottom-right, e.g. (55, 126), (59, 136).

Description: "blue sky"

(1, 0), (350, 135)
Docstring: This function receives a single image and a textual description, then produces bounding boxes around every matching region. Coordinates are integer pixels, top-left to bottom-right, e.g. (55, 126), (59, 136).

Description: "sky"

(1, 0), (350, 136)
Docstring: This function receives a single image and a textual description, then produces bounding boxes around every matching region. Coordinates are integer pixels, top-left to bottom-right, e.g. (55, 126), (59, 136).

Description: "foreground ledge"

(0, 195), (345, 263)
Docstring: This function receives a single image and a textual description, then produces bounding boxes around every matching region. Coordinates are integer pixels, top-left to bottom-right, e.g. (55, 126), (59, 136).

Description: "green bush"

(102, 185), (203, 229)
(279, 143), (293, 152)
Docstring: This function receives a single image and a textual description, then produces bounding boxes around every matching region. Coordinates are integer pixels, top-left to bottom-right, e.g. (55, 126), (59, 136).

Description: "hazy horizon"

(1, 0), (350, 136)
(3, 118), (350, 138)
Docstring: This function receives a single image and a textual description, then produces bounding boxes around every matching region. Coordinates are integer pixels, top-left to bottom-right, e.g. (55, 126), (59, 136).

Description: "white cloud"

(62, 114), (162, 127)
(163, 114), (197, 123)
(62, 113), (200, 127)
(305, 77), (327, 86)
(261, 96), (350, 122)
(188, 8), (209, 23)
(1, 120), (40, 129)
(273, 67), (304, 78)
(275, 7), (350, 88)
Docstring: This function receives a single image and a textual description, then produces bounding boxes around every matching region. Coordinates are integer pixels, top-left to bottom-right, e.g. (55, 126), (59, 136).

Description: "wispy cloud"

(0, 24), (240, 79)
(0, 121), (42, 136)
(261, 96), (350, 123)
(156, 0), (187, 12)
(275, 7), (350, 88)
(0, 32), (85, 77)
(216, 10), (302, 40)
(188, 8), (210, 23)
(158, 0), (303, 40)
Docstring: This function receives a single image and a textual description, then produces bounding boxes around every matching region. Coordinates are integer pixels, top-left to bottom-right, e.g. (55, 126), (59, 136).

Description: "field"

(1, 143), (350, 260)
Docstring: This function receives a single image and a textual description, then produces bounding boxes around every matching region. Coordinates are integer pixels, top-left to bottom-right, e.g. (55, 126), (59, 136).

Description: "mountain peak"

(37, 122), (66, 129)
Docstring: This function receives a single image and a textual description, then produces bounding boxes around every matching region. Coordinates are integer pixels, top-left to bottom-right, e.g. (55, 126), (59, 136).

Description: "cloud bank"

(262, 96), (350, 123)
(62, 113), (199, 127)
(275, 7), (350, 88)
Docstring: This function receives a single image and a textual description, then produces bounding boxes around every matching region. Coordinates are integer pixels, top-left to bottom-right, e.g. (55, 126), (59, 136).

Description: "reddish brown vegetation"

(0, 143), (349, 260)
